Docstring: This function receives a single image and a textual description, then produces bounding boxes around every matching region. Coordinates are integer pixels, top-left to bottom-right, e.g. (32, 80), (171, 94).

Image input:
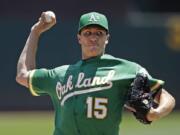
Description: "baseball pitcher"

(16, 11), (175, 135)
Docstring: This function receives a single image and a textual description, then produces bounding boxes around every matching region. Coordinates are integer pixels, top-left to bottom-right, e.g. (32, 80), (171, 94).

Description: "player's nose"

(89, 35), (98, 42)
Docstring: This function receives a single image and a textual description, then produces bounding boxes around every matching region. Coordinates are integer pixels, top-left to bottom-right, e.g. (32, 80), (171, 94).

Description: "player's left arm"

(146, 88), (175, 121)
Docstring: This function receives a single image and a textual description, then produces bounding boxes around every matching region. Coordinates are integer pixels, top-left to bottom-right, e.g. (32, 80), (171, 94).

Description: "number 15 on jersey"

(86, 97), (108, 119)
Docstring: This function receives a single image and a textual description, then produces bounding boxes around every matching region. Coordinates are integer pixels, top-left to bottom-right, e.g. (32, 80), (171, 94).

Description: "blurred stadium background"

(0, 0), (180, 135)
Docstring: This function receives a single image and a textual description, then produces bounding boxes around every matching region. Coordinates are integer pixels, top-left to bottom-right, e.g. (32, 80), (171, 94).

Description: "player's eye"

(82, 31), (106, 37)
(95, 31), (104, 37)
(82, 31), (92, 37)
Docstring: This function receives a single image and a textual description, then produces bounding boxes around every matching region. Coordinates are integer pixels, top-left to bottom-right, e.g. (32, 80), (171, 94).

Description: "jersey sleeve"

(136, 65), (165, 95)
(29, 68), (55, 96)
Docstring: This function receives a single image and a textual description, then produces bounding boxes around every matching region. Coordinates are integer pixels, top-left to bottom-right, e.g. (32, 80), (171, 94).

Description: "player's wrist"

(31, 26), (42, 36)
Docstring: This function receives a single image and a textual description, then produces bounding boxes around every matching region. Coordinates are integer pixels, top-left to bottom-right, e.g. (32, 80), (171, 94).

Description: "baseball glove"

(126, 73), (153, 124)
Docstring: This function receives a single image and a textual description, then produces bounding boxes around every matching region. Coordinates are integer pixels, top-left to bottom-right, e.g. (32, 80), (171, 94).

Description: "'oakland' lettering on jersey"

(56, 70), (115, 104)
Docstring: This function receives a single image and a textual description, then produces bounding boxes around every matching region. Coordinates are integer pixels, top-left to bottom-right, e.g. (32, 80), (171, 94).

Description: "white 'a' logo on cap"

(89, 14), (100, 22)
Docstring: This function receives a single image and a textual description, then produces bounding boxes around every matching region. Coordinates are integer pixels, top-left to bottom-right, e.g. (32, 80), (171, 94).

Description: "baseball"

(44, 11), (56, 23)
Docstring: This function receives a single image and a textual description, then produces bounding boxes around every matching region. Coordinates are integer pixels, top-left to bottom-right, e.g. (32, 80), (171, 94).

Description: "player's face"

(78, 26), (109, 60)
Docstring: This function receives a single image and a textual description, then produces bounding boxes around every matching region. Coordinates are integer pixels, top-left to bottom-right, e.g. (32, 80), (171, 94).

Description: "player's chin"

(88, 51), (102, 57)
(86, 47), (101, 56)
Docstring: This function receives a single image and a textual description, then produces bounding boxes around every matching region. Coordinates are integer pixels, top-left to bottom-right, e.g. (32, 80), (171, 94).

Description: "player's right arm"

(16, 12), (56, 88)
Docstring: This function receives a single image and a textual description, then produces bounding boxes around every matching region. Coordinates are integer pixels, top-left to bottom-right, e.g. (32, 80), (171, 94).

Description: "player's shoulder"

(52, 65), (70, 73)
(103, 54), (139, 67)
(52, 63), (81, 73)
(40, 62), (80, 75)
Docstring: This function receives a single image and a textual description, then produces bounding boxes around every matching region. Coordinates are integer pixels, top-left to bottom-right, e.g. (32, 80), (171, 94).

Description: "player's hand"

(146, 107), (160, 121)
(31, 11), (56, 35)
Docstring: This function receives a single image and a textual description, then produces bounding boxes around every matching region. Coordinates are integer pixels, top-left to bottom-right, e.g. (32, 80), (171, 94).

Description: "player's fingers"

(31, 12), (56, 34)
(40, 12), (46, 23)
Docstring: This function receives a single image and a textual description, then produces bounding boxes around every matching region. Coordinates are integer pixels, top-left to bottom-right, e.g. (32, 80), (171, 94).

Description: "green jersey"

(29, 54), (164, 135)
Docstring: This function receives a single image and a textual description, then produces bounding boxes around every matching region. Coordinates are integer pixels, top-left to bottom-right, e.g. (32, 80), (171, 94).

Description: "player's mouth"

(88, 44), (99, 50)
(88, 42), (99, 47)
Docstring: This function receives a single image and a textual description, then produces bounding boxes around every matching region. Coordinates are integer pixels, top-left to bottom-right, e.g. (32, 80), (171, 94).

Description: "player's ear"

(105, 34), (110, 45)
(77, 34), (81, 44)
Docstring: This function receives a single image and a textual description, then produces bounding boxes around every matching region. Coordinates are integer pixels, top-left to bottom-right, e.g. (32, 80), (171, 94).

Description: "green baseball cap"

(78, 12), (109, 33)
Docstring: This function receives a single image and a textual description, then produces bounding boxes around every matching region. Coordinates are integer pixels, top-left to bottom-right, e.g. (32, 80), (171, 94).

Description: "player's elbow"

(16, 71), (29, 88)
(16, 74), (23, 85)
(163, 89), (176, 112)
(162, 96), (176, 117)
(169, 95), (176, 111)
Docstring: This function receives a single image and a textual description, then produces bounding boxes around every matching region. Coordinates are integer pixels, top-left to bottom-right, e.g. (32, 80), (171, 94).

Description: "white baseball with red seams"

(44, 11), (55, 23)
